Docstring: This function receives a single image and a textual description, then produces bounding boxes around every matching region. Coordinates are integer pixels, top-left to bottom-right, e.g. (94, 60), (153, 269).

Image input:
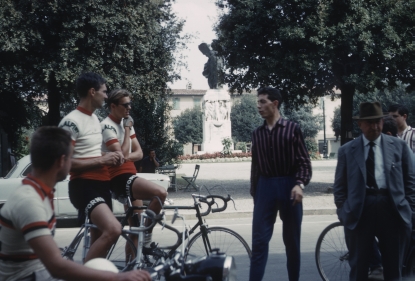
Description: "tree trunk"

(46, 73), (61, 126)
(340, 84), (355, 145)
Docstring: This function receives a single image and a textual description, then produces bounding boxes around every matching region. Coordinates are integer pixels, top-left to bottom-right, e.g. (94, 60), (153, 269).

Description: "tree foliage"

(282, 106), (321, 141)
(0, 0), (186, 162)
(230, 94), (262, 142)
(331, 84), (415, 138)
(282, 105), (322, 158)
(215, 0), (415, 144)
(172, 107), (203, 146)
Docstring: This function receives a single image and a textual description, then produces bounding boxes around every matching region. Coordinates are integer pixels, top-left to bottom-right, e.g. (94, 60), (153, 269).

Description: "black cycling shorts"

(68, 179), (112, 224)
(110, 173), (139, 203)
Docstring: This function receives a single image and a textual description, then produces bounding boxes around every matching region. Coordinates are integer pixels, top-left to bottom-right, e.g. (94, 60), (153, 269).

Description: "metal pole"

(323, 97), (328, 158)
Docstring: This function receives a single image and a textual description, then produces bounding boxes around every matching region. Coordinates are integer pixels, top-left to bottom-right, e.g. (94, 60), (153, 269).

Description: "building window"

(194, 98), (201, 108)
(173, 98), (180, 110)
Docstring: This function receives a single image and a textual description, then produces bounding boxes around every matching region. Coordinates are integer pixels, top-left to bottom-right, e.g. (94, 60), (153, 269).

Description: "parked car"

(0, 155), (170, 226)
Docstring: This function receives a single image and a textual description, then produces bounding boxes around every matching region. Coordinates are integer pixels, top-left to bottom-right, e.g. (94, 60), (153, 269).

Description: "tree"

(331, 106), (341, 141)
(0, 0), (186, 162)
(282, 105), (322, 158)
(172, 107), (203, 149)
(214, 0), (415, 145)
(230, 94), (262, 142)
(331, 84), (415, 138)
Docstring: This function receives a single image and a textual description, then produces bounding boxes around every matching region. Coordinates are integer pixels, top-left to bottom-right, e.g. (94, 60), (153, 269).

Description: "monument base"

(201, 89), (232, 153)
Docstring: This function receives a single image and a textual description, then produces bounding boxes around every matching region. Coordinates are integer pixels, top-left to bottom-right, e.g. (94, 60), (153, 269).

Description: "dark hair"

(257, 87), (283, 109)
(75, 72), (106, 98)
(30, 127), (72, 171)
(388, 104), (409, 117)
(149, 148), (155, 154)
(106, 89), (132, 107)
(382, 116), (398, 137)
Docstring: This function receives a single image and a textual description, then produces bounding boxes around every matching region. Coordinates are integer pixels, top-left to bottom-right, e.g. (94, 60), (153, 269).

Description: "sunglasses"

(118, 102), (131, 109)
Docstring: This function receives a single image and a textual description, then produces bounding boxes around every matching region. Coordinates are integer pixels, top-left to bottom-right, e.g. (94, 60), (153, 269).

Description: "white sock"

(144, 232), (152, 247)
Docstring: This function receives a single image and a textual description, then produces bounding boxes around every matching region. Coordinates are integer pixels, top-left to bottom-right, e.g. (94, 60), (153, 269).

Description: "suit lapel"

(381, 134), (394, 181)
(351, 135), (366, 181)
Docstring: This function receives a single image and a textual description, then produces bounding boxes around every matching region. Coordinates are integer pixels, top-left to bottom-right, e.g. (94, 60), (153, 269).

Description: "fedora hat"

(352, 101), (387, 120)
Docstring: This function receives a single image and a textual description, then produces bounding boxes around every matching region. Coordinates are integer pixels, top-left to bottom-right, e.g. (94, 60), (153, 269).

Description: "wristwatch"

(296, 182), (305, 190)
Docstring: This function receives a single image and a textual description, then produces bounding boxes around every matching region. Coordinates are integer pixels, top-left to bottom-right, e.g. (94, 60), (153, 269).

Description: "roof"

(170, 89), (207, 96)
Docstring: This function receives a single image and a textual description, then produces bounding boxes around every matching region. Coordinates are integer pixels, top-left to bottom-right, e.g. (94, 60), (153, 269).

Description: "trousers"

(249, 176), (303, 281)
(345, 194), (410, 281)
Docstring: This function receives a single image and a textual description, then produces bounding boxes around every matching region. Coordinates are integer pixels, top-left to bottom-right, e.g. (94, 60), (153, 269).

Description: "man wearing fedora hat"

(334, 101), (415, 281)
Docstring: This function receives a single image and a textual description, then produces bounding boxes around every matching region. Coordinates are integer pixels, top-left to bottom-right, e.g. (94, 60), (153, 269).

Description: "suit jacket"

(333, 134), (415, 230)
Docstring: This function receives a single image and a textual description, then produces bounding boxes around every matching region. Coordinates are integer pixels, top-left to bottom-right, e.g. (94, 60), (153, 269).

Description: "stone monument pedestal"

(201, 89), (232, 153)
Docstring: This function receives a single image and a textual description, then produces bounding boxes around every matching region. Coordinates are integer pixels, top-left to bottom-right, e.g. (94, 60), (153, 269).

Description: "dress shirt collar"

(399, 125), (413, 138)
(362, 134), (382, 147)
(260, 117), (288, 131)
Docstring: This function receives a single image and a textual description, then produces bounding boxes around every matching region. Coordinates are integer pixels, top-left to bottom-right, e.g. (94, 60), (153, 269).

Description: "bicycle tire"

(185, 226), (251, 281)
(106, 232), (137, 272)
(61, 233), (84, 261)
(315, 221), (350, 281)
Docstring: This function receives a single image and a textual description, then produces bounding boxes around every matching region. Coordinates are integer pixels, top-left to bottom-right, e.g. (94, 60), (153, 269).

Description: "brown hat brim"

(352, 113), (388, 120)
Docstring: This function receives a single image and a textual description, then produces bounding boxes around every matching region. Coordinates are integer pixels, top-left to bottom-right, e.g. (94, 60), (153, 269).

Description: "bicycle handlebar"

(130, 209), (164, 233)
(192, 194), (233, 216)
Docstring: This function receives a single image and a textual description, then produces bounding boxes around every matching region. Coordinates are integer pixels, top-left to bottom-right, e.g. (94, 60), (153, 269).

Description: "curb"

(162, 208), (337, 221)
(56, 208), (337, 228)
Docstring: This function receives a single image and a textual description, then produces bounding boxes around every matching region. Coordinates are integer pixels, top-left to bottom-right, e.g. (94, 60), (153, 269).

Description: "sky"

(169, 0), (219, 90)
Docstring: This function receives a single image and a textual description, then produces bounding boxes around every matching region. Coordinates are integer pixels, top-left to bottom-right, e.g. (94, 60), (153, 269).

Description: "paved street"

(55, 214), (339, 281)
(55, 160), (339, 280)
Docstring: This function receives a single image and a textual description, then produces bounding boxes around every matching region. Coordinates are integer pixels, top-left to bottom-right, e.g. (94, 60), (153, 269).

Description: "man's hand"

(291, 185), (303, 206)
(123, 116), (134, 128)
(117, 270), (151, 281)
(102, 152), (124, 166)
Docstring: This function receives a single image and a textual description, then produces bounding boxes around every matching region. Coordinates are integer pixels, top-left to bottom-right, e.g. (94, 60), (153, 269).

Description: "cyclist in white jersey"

(0, 127), (150, 281)
(101, 89), (167, 255)
(58, 72), (124, 262)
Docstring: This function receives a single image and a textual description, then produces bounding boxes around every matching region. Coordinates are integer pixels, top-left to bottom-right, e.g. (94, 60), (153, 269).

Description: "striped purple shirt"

(399, 125), (415, 154)
(250, 118), (312, 196)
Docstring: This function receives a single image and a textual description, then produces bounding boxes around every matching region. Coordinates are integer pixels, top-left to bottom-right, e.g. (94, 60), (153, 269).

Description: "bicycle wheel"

(315, 221), (350, 281)
(61, 233), (84, 262)
(106, 232), (137, 272)
(186, 226), (251, 281)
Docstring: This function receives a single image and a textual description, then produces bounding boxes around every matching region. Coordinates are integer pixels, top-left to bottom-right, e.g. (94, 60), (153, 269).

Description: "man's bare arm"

(70, 152), (123, 172)
(28, 235), (151, 281)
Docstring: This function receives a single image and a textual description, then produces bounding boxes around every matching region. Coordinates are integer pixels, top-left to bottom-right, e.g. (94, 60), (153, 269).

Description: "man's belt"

(366, 188), (388, 196)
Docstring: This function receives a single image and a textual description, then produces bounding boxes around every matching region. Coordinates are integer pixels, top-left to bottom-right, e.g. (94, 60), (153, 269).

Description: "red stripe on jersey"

(0, 219), (14, 229)
(0, 253), (38, 261)
(22, 221), (48, 233)
(130, 134), (136, 139)
(106, 139), (119, 146)
(109, 162), (137, 179)
(69, 157), (111, 181)
(76, 106), (93, 116)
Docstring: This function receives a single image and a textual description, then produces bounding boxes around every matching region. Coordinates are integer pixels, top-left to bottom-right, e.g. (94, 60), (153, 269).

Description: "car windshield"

(4, 164), (18, 179)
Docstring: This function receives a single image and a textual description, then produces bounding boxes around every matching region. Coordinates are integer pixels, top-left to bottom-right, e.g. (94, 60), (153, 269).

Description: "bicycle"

(61, 193), (251, 280)
(315, 221), (415, 281)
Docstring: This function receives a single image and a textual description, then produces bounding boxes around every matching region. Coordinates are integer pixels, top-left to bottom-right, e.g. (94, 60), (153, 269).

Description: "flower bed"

(179, 152), (251, 161)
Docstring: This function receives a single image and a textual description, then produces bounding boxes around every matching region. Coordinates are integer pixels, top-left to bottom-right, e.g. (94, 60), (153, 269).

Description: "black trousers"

(344, 194), (411, 281)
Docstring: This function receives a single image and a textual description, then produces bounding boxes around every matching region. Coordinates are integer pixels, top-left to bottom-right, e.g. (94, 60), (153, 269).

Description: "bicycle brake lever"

(230, 197), (237, 211)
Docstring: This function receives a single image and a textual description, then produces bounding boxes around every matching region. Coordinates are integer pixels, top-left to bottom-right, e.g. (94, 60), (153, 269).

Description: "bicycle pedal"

(143, 243), (167, 259)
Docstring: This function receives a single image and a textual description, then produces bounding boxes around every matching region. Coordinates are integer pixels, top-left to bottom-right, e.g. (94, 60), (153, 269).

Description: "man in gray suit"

(334, 101), (415, 281)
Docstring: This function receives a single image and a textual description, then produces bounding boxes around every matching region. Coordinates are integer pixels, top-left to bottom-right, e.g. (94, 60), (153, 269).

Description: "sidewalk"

(162, 160), (337, 220)
(163, 194), (336, 220)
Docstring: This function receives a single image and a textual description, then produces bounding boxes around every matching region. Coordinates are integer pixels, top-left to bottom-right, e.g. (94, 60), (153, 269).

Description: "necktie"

(366, 141), (378, 189)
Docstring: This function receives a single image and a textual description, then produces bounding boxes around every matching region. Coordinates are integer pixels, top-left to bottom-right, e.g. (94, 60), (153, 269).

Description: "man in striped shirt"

(249, 87), (312, 281)
(388, 104), (415, 153)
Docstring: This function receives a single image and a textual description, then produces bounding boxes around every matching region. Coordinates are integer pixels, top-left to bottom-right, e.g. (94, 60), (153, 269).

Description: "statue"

(198, 42), (224, 89)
